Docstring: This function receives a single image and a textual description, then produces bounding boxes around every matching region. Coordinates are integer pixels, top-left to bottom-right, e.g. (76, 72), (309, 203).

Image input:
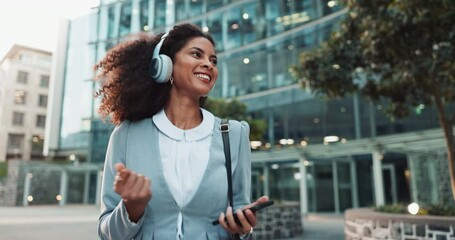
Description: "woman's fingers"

(242, 195), (270, 210)
(243, 208), (257, 227)
(218, 207), (253, 235)
(235, 209), (253, 233)
(113, 165), (152, 202)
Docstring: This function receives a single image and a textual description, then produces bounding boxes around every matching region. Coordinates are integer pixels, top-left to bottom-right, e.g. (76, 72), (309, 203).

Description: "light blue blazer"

(98, 117), (252, 240)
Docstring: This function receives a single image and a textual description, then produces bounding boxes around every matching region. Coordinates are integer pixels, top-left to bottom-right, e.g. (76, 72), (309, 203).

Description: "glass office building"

(50, 0), (453, 210)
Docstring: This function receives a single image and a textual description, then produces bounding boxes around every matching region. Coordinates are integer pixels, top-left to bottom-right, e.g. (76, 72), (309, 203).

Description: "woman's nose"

(200, 59), (213, 69)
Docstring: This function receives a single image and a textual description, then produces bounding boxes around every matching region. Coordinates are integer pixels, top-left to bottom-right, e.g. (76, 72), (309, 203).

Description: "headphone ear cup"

(150, 54), (173, 83)
(158, 54), (173, 83)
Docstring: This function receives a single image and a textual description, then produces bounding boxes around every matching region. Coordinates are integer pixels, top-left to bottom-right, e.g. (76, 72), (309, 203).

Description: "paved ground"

(300, 213), (345, 239)
(0, 205), (344, 239)
(0, 205), (99, 240)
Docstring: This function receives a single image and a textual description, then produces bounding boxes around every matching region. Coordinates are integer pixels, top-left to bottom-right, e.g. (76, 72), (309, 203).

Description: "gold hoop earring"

(169, 76), (174, 85)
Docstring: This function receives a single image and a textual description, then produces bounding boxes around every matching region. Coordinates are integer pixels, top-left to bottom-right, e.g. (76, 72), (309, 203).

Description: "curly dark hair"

(94, 23), (215, 125)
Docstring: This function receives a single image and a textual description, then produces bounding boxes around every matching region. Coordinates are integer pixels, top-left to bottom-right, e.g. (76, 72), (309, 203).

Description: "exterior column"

(263, 165), (270, 197)
(299, 157), (308, 215)
(428, 158), (438, 203)
(332, 160), (340, 213)
(349, 157), (359, 208)
(372, 149), (385, 206)
(131, 0), (140, 32)
(165, 0), (175, 27)
(268, 109), (275, 150)
(147, 0), (154, 31)
(96, 170), (103, 206)
(369, 102), (377, 138)
(83, 172), (90, 204)
(407, 153), (418, 202)
(353, 92), (361, 139)
(59, 170), (68, 206)
(22, 172), (32, 206)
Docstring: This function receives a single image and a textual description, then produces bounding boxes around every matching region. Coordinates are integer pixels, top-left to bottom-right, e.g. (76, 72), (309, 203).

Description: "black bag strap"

(221, 119), (241, 240)
(220, 119), (233, 208)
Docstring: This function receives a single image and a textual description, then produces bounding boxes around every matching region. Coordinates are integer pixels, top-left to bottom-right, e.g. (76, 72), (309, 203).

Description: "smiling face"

(171, 36), (218, 100)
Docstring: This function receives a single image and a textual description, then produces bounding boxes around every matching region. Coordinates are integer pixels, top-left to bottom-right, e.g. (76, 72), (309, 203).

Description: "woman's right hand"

(114, 163), (152, 222)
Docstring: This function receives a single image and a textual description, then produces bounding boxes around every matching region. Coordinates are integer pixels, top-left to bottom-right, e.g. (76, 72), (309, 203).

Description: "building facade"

(45, 0), (454, 211)
(0, 45), (51, 161)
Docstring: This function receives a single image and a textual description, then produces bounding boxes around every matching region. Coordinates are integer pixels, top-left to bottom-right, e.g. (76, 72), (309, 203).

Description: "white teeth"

(195, 73), (210, 81)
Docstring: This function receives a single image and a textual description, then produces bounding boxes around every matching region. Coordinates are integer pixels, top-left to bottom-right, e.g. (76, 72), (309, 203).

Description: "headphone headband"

(153, 32), (169, 58)
(150, 31), (172, 83)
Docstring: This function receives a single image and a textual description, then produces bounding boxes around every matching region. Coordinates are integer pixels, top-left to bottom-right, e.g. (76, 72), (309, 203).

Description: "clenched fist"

(114, 163), (152, 222)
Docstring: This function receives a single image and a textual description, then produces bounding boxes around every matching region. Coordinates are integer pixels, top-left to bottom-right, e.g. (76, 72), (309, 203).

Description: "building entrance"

(306, 158), (355, 213)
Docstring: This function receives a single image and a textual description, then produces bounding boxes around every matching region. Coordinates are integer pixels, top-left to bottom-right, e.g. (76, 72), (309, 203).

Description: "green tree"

(292, 0), (455, 201)
(203, 98), (267, 141)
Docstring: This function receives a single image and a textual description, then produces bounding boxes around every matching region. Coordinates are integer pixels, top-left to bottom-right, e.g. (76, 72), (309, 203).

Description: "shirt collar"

(153, 108), (214, 141)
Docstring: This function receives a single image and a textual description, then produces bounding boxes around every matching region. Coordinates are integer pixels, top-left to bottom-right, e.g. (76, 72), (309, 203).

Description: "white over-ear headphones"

(150, 32), (173, 83)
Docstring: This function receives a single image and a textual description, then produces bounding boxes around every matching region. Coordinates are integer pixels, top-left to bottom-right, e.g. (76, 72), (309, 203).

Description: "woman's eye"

(191, 52), (201, 57)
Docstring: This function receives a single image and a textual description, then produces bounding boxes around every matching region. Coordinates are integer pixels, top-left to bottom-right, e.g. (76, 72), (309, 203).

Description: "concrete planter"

(345, 208), (455, 239)
(254, 202), (303, 240)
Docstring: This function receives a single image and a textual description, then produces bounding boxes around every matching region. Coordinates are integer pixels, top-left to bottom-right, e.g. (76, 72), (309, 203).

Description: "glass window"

(36, 115), (46, 128)
(206, 14), (223, 51)
(38, 95), (48, 107)
(139, 0), (149, 32)
(17, 71), (28, 84)
(107, 5), (116, 39)
(119, 2), (132, 37)
(19, 54), (32, 64)
(264, 0), (284, 36)
(101, 0), (116, 4)
(240, 4), (257, 45)
(37, 57), (52, 68)
(14, 90), (26, 104)
(175, 0), (188, 21)
(225, 7), (242, 49)
(154, 0), (166, 28)
(322, 0), (343, 15)
(40, 75), (50, 87)
(224, 47), (269, 97)
(7, 134), (24, 151)
(207, 0), (222, 11)
(12, 112), (24, 126)
(31, 135), (45, 153)
(268, 162), (301, 201)
(189, 0), (203, 18)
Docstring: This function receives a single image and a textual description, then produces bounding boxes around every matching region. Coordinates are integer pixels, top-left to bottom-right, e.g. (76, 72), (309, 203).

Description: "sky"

(0, 0), (99, 58)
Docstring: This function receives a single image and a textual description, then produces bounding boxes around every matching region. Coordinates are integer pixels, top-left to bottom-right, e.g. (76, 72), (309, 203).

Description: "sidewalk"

(0, 205), (345, 240)
(0, 205), (99, 240)
(300, 213), (345, 239)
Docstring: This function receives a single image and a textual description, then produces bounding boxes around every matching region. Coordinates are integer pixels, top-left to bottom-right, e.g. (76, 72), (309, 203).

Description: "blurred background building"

(0, 45), (51, 162)
(32, 0), (453, 212)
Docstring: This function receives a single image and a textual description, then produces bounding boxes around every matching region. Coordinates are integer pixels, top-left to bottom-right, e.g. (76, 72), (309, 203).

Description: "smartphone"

(212, 200), (274, 225)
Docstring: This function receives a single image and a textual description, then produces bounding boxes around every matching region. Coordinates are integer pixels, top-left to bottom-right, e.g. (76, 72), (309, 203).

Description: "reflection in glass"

(154, 0), (166, 28)
(175, 0), (187, 21)
(119, 2), (132, 37)
(189, 0), (203, 17)
(225, 7), (242, 49)
(107, 6), (116, 39)
(139, 0), (149, 32)
(206, 14), (223, 51)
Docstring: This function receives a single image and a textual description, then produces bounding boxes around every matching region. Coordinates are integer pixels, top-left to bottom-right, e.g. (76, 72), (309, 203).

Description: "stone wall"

(0, 160), (102, 206)
(345, 208), (455, 240)
(433, 151), (454, 206)
(0, 160), (25, 206)
(253, 202), (303, 240)
(411, 151), (454, 206)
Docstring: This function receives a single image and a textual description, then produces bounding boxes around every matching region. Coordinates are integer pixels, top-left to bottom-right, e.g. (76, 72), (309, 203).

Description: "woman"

(96, 23), (269, 239)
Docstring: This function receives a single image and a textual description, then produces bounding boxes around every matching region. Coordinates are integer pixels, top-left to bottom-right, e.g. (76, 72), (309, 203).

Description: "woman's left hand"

(218, 196), (269, 235)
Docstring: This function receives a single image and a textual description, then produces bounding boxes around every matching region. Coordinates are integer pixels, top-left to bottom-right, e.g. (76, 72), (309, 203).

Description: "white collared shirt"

(152, 108), (214, 239)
